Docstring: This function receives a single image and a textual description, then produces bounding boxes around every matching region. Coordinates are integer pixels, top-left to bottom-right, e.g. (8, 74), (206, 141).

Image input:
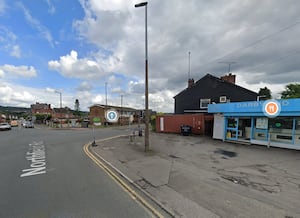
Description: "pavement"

(90, 128), (300, 218)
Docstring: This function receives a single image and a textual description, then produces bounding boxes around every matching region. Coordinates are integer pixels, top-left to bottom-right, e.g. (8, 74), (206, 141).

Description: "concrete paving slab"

(91, 130), (300, 218)
(126, 156), (172, 187)
(146, 185), (220, 218)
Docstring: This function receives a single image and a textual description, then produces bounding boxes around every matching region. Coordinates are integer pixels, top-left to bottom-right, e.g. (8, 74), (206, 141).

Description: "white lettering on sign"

(20, 141), (46, 178)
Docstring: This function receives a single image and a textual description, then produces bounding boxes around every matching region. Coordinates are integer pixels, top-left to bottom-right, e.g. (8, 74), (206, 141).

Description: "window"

(255, 118), (268, 129)
(269, 117), (293, 129)
(219, 96), (227, 103)
(296, 118), (300, 130)
(200, 99), (211, 109)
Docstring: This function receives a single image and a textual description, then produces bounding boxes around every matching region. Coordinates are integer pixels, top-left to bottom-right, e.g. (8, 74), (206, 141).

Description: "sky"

(0, 0), (300, 112)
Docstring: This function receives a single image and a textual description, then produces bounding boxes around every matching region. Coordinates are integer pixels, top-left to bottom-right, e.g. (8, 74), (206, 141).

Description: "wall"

(89, 106), (105, 124)
(156, 114), (213, 135)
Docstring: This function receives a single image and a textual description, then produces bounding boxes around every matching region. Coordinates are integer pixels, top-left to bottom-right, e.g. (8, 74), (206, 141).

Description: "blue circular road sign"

(106, 110), (119, 122)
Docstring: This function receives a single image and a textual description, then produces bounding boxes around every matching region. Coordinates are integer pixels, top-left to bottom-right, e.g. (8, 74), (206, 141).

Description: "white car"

(23, 121), (34, 128)
(0, 123), (12, 131)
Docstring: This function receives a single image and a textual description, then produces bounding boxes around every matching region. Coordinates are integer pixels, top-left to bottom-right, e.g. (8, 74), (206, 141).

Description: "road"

(0, 126), (153, 218)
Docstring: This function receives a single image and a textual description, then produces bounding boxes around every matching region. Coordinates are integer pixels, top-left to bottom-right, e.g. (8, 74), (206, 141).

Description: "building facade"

(31, 102), (52, 115)
(89, 104), (139, 125)
(208, 98), (300, 150)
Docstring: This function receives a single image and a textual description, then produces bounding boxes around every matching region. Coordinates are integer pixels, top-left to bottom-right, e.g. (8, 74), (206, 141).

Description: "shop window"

(269, 117), (293, 130)
(255, 118), (268, 129)
(269, 117), (293, 143)
(296, 118), (300, 130)
(200, 99), (211, 109)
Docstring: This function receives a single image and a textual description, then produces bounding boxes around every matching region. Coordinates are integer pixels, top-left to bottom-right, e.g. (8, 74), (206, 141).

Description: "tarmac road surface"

(0, 126), (155, 218)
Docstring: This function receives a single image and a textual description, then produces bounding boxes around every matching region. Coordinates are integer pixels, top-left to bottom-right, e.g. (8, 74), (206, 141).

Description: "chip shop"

(208, 99), (300, 150)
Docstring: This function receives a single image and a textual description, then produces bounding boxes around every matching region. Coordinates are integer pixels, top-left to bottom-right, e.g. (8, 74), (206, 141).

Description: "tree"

(258, 87), (272, 100)
(281, 83), (300, 99)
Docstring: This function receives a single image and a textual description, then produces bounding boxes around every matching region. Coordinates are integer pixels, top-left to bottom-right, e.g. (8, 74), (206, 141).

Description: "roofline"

(89, 104), (137, 111)
(174, 73), (257, 98)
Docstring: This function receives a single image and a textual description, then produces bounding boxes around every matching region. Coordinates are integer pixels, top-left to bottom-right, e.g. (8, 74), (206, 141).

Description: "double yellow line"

(83, 137), (164, 218)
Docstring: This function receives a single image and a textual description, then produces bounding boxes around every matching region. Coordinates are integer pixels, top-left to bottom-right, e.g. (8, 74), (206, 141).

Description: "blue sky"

(1, 0), (300, 112)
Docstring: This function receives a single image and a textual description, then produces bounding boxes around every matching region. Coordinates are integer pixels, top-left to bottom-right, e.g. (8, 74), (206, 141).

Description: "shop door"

(226, 118), (238, 140)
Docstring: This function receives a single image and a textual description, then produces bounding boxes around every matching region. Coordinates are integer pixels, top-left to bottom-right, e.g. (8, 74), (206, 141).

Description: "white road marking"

(20, 141), (46, 178)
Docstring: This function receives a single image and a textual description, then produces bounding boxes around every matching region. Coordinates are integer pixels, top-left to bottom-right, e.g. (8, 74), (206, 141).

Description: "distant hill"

(0, 105), (30, 114)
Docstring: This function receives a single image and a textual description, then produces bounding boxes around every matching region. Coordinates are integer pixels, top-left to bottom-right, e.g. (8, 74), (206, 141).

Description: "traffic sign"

(106, 110), (119, 123)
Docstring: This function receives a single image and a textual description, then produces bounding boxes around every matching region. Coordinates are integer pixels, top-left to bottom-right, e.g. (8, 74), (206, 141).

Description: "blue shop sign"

(208, 98), (300, 117)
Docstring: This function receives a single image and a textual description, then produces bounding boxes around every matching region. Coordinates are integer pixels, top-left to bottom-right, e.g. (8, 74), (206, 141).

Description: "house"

(156, 73), (258, 135)
(89, 104), (140, 125)
(52, 107), (76, 127)
(174, 73), (258, 114)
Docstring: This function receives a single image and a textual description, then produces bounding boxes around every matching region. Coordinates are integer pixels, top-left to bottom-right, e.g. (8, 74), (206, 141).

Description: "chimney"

(188, 78), (194, 88)
(221, 73), (236, 84)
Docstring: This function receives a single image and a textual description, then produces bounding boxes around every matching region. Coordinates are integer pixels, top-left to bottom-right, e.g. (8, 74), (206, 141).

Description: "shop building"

(208, 98), (300, 150)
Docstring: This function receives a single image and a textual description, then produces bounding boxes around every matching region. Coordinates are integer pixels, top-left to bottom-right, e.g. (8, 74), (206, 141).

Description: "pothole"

(214, 149), (237, 158)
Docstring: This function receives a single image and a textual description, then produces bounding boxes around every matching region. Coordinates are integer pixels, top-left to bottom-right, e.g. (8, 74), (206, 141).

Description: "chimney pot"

(188, 78), (194, 88)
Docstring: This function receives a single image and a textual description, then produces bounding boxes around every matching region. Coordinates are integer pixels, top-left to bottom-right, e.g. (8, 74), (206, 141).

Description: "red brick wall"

(89, 106), (106, 124)
(156, 114), (213, 135)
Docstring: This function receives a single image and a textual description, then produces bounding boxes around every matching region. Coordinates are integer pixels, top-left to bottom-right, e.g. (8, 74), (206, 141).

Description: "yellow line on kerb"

(83, 136), (164, 218)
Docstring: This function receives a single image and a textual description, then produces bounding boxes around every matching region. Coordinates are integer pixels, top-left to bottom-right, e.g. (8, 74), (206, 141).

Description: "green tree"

(281, 83), (300, 99)
(258, 87), (272, 100)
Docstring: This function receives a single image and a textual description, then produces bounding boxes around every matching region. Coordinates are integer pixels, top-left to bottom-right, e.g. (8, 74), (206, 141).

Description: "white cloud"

(48, 50), (121, 79)
(77, 81), (93, 92)
(0, 82), (34, 106)
(46, 0), (55, 14)
(74, 0), (130, 50)
(45, 87), (56, 93)
(92, 94), (104, 105)
(17, 2), (54, 47)
(10, 45), (21, 58)
(0, 26), (22, 58)
(70, 0), (300, 112)
(0, 64), (37, 78)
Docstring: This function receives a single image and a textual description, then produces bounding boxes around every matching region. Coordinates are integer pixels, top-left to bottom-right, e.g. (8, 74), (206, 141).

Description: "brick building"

(31, 102), (52, 115)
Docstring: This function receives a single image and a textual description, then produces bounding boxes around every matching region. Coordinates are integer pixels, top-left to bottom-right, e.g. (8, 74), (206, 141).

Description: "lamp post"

(55, 90), (62, 128)
(135, 1), (149, 152)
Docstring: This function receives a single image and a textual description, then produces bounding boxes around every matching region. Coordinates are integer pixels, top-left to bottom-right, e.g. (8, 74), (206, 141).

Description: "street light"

(55, 90), (62, 128)
(135, 1), (149, 152)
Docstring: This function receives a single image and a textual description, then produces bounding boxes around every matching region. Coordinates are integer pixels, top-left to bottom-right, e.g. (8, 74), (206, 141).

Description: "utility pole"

(105, 82), (108, 107)
(219, 61), (236, 73)
(188, 51), (191, 79)
(135, 1), (149, 152)
(120, 94), (123, 125)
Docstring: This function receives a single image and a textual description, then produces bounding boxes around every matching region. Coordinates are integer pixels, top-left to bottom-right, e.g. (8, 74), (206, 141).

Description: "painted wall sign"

(263, 100), (281, 118)
(93, 117), (101, 122)
(106, 110), (119, 123)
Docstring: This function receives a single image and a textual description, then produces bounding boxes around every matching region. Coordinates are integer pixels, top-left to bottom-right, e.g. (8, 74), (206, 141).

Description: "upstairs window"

(200, 99), (211, 109)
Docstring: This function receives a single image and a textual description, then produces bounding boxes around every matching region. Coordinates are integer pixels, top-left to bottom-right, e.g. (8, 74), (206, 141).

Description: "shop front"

(208, 99), (300, 150)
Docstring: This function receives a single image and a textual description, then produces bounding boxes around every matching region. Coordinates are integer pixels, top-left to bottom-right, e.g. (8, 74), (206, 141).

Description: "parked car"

(0, 123), (12, 131)
(23, 121), (34, 128)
